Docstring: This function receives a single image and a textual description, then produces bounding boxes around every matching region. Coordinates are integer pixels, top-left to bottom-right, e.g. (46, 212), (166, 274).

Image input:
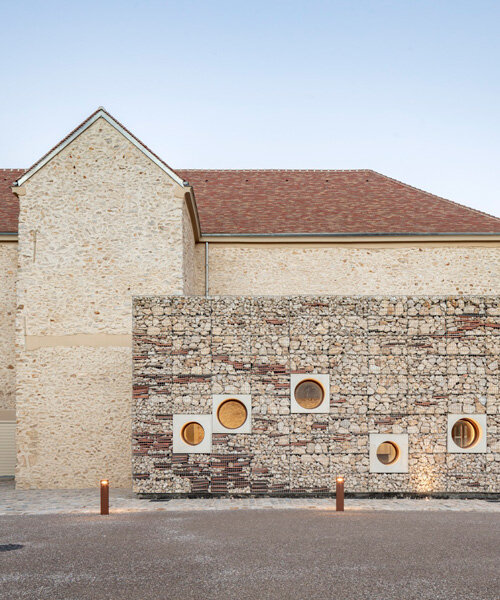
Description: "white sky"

(1, 0), (499, 217)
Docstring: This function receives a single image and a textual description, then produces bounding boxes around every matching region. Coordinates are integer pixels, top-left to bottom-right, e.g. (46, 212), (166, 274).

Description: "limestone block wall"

(15, 117), (193, 488)
(206, 244), (500, 296)
(0, 242), (17, 412)
(133, 295), (499, 496)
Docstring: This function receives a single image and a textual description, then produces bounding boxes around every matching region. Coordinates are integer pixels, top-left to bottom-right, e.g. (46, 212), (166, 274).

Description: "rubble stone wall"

(206, 244), (500, 296)
(0, 242), (17, 412)
(133, 295), (499, 496)
(15, 117), (191, 488)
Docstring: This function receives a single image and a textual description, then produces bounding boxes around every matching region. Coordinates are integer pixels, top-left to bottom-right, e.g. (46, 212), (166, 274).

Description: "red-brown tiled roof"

(177, 169), (500, 235)
(2, 166), (499, 235)
(0, 169), (24, 233)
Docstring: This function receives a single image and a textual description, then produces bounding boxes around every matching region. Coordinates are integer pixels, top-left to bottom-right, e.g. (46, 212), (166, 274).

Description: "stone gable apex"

(12, 108), (201, 240)
(15, 108), (186, 188)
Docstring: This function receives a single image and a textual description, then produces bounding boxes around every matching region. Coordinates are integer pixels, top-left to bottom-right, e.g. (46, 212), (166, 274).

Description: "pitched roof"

(2, 160), (500, 236)
(0, 169), (24, 233)
(176, 169), (500, 235)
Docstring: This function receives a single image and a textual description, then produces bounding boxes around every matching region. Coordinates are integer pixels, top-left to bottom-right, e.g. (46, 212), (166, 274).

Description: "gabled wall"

(15, 117), (197, 488)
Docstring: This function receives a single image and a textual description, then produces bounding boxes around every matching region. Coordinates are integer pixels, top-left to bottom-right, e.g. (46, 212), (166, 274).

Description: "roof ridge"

(178, 168), (370, 172)
(370, 170), (500, 224)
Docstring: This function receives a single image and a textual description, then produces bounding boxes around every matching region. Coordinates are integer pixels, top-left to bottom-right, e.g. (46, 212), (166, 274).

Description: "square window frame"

(213, 394), (252, 434)
(369, 433), (409, 473)
(290, 373), (330, 414)
(172, 414), (212, 454)
(447, 414), (487, 453)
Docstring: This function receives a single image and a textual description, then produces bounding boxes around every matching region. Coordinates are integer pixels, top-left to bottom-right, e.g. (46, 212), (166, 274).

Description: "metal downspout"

(205, 241), (209, 296)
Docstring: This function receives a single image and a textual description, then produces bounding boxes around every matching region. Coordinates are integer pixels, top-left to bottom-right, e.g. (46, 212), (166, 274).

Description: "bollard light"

(100, 479), (109, 515)
(336, 476), (344, 512)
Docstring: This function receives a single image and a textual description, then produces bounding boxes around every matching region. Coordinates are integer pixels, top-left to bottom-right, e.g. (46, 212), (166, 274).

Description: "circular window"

(376, 441), (399, 465)
(181, 421), (205, 446)
(294, 379), (324, 410)
(217, 399), (248, 429)
(451, 418), (480, 449)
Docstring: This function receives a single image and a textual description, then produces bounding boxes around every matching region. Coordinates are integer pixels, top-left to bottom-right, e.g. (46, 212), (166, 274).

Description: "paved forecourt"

(0, 481), (498, 515)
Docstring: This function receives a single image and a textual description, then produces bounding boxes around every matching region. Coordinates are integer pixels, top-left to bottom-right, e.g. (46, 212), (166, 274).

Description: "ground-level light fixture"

(100, 479), (109, 515)
(336, 477), (344, 512)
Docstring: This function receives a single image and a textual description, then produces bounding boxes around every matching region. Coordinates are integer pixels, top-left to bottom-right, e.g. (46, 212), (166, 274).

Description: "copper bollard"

(336, 477), (344, 511)
(100, 480), (109, 515)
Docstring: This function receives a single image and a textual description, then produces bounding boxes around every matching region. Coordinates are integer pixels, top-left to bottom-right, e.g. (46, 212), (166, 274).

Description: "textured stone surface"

(15, 117), (195, 488)
(206, 245), (500, 296)
(15, 347), (132, 489)
(133, 295), (499, 495)
(0, 242), (17, 411)
(182, 202), (199, 295)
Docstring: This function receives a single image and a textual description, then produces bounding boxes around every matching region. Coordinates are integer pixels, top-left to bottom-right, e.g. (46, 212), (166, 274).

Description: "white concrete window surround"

(213, 395), (252, 434)
(447, 414), (487, 453)
(290, 373), (330, 414)
(172, 414), (212, 454)
(369, 434), (409, 473)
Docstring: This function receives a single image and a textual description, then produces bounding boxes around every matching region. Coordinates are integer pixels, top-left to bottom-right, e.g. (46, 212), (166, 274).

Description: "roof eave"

(200, 232), (500, 243)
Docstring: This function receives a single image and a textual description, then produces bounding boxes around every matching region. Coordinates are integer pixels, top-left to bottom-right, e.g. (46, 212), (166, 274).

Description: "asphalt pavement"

(1, 509), (499, 600)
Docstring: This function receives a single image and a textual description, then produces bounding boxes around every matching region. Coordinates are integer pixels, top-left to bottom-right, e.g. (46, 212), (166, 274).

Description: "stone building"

(0, 108), (499, 495)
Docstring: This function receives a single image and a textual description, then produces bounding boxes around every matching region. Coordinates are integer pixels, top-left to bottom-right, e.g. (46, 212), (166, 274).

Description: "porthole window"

(290, 374), (330, 413)
(376, 441), (399, 465)
(294, 380), (324, 410)
(451, 418), (479, 449)
(448, 414), (486, 453)
(181, 421), (205, 446)
(370, 434), (408, 473)
(217, 399), (248, 430)
(213, 395), (252, 433)
(173, 414), (212, 454)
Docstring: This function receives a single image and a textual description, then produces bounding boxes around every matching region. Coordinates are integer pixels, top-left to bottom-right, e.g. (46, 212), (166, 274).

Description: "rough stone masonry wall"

(133, 295), (499, 496)
(0, 242), (17, 412)
(15, 117), (191, 488)
(206, 245), (500, 296)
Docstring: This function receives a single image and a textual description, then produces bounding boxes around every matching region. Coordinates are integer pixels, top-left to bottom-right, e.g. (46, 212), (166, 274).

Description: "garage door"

(0, 422), (16, 476)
